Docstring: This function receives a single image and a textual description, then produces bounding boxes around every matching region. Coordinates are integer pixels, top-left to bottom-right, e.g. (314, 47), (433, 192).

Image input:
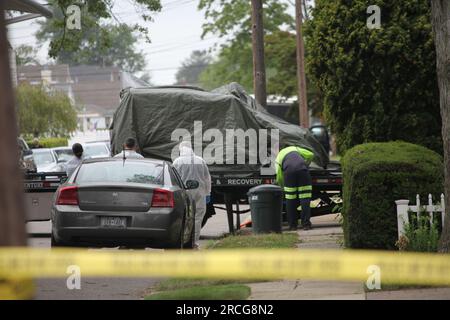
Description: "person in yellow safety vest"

(275, 146), (314, 230)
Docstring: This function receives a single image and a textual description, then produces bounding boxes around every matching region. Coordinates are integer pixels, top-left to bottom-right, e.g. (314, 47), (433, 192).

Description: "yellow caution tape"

(0, 278), (34, 300)
(1, 248), (450, 288)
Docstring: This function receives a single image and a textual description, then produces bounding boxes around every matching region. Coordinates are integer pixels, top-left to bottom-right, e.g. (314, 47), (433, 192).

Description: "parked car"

(52, 146), (74, 164)
(51, 158), (198, 249)
(18, 137), (37, 172)
(32, 148), (64, 172)
(83, 142), (111, 159)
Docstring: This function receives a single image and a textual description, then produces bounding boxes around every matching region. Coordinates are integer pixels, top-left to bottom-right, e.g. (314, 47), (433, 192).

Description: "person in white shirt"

(113, 138), (144, 159)
(65, 143), (84, 178)
(173, 141), (211, 249)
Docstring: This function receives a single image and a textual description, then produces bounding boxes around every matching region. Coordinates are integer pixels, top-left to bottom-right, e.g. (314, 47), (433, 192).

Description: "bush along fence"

(341, 142), (443, 250)
(396, 194), (445, 247)
(25, 137), (68, 149)
(395, 194), (445, 252)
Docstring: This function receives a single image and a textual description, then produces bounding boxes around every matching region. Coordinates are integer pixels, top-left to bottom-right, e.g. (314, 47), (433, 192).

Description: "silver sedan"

(51, 158), (198, 249)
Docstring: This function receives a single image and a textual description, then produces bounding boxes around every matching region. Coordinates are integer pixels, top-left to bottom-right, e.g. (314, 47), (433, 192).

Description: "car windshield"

(84, 144), (110, 158)
(33, 150), (55, 165)
(54, 149), (73, 163)
(75, 161), (164, 185)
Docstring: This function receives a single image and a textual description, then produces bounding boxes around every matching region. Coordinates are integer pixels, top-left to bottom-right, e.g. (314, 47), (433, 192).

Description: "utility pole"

(0, 5), (27, 246)
(251, 0), (267, 108)
(295, 0), (309, 128)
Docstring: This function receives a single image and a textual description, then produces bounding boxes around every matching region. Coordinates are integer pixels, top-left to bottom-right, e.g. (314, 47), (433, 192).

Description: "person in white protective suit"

(173, 141), (211, 249)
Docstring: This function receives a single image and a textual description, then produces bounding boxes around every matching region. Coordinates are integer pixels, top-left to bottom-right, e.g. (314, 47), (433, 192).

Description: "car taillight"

(57, 186), (79, 205)
(151, 188), (174, 208)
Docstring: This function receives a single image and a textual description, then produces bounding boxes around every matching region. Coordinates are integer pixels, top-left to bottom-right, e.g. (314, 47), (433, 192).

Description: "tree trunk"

(251, 0), (267, 108)
(0, 7), (27, 246)
(431, 1), (450, 252)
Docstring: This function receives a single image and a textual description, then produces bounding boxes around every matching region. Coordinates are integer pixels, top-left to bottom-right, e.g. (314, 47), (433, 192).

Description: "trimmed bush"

(26, 137), (68, 149)
(341, 142), (443, 250)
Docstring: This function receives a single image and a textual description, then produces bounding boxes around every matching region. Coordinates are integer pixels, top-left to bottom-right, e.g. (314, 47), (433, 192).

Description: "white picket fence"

(395, 194), (446, 239)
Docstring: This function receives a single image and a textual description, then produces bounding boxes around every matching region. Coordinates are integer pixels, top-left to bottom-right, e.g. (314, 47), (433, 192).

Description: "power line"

(16, 64), (210, 79)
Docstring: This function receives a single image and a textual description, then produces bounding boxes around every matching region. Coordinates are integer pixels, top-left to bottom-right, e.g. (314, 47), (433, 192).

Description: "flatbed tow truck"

(207, 161), (342, 233)
(23, 171), (66, 222)
(110, 84), (343, 234)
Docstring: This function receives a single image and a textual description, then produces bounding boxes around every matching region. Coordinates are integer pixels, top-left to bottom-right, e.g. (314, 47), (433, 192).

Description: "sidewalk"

(247, 214), (366, 300)
(247, 214), (450, 300)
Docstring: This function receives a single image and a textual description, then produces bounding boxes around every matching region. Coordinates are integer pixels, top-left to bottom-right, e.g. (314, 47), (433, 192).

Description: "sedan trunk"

(78, 184), (154, 212)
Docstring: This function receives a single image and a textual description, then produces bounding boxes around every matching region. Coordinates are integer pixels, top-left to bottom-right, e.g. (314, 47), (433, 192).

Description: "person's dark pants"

(283, 168), (312, 228)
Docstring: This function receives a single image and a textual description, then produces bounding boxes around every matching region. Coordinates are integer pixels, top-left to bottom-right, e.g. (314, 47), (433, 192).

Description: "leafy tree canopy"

(36, 0), (161, 67)
(199, 0), (294, 44)
(16, 84), (78, 138)
(198, 0), (322, 121)
(175, 50), (212, 86)
(198, 0), (294, 94)
(306, 0), (441, 154)
(15, 45), (39, 66)
(37, 21), (146, 72)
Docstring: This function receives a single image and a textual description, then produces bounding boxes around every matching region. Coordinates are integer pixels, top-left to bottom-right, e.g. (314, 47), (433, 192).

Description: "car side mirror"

(23, 149), (32, 156)
(185, 180), (199, 190)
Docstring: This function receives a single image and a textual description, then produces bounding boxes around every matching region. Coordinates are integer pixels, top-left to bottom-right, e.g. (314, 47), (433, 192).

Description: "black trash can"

(247, 184), (283, 234)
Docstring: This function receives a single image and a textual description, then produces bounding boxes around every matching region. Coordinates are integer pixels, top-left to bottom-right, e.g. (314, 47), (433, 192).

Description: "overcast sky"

(7, 0), (296, 86)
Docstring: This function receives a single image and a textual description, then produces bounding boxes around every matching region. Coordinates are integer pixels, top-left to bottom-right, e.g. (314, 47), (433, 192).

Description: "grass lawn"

(145, 284), (251, 300)
(144, 232), (299, 300)
(208, 232), (298, 249)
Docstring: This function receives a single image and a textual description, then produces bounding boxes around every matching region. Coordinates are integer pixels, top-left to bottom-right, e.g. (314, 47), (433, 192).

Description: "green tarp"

(110, 83), (329, 174)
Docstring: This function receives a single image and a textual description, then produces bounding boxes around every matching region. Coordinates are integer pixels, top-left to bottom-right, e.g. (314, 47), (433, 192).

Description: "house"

(17, 64), (76, 104)
(5, 0), (52, 86)
(16, 64), (147, 133)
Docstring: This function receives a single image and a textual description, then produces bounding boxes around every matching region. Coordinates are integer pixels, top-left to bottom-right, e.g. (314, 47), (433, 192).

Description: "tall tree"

(198, 0), (294, 93)
(431, 1), (450, 253)
(200, 30), (323, 118)
(16, 84), (78, 138)
(307, 0), (442, 154)
(198, 0), (322, 118)
(36, 0), (161, 63)
(175, 50), (212, 86)
(37, 21), (146, 72)
(15, 44), (39, 66)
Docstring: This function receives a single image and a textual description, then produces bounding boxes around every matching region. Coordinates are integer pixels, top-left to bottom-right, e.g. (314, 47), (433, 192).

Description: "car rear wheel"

(183, 220), (195, 249)
(51, 232), (69, 247)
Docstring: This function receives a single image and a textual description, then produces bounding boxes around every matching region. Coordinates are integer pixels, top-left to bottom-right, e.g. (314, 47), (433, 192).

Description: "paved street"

(27, 207), (236, 300)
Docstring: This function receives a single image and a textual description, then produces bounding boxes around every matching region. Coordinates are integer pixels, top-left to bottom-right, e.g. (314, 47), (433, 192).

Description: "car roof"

(32, 148), (52, 153)
(83, 142), (109, 146)
(52, 146), (71, 150)
(82, 157), (165, 166)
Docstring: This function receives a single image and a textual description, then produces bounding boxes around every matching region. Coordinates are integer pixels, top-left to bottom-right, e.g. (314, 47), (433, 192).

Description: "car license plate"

(100, 217), (126, 228)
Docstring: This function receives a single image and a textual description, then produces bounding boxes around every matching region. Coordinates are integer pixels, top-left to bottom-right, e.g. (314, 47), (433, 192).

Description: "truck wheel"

(201, 203), (215, 227)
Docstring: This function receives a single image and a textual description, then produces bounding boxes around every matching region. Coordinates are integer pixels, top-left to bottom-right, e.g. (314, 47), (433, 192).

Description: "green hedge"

(341, 142), (443, 250)
(26, 137), (68, 149)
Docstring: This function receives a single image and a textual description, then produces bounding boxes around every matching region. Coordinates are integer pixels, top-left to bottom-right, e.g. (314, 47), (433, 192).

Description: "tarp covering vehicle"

(110, 83), (329, 171)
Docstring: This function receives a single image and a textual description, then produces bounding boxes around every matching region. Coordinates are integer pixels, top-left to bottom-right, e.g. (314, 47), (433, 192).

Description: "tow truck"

(206, 146), (342, 234)
(110, 84), (343, 234)
(23, 171), (67, 221)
